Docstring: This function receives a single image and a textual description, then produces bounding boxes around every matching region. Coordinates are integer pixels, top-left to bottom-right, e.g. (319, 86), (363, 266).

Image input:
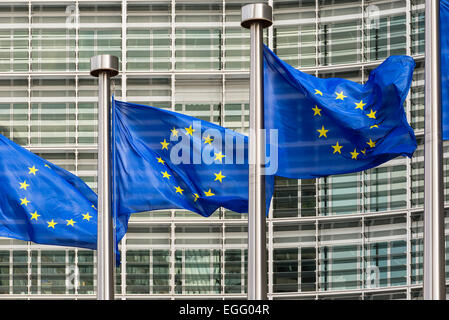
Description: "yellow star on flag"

(19, 180), (29, 190)
(366, 109), (377, 119)
(28, 166), (38, 175)
(91, 205), (97, 210)
(370, 124), (379, 129)
(366, 139), (376, 148)
(161, 171), (171, 179)
(214, 171), (226, 183)
(312, 105), (322, 116)
(157, 157), (165, 165)
(203, 135), (214, 145)
(30, 211), (40, 221)
(20, 197), (30, 206)
(331, 142), (343, 154)
(204, 189), (215, 197)
(317, 125), (329, 138)
(193, 193), (200, 202)
(160, 139), (169, 150)
(314, 89), (323, 96)
(82, 213), (92, 221)
(171, 127), (179, 137)
(47, 220), (57, 229)
(361, 149), (366, 154)
(214, 152), (226, 163)
(185, 125), (195, 136)
(355, 100), (366, 110)
(66, 219), (76, 226)
(350, 148), (359, 160)
(175, 186), (184, 195)
(335, 91), (347, 100)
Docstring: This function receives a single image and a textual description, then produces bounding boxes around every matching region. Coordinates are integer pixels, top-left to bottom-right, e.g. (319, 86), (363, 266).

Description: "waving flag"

(113, 98), (274, 217)
(263, 45), (417, 179)
(440, 0), (449, 139)
(0, 134), (128, 262)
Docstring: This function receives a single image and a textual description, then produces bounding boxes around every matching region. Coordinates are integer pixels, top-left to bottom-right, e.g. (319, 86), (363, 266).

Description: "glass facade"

(0, 0), (447, 300)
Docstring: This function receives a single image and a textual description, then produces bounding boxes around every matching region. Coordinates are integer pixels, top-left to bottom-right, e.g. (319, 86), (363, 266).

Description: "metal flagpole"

(90, 55), (119, 300)
(241, 3), (272, 300)
(424, 0), (446, 300)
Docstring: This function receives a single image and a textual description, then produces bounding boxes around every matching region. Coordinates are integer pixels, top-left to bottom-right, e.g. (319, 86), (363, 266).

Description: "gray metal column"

(90, 55), (119, 300)
(424, 0), (446, 300)
(241, 3), (272, 300)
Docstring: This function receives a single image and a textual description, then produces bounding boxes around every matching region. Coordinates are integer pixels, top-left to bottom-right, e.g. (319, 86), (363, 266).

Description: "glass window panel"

(79, 4), (122, 71)
(175, 249), (221, 294)
(411, 61), (424, 131)
(78, 250), (94, 294)
(273, 0), (316, 68)
(273, 222), (316, 247)
(40, 251), (66, 294)
(126, 250), (150, 294)
(319, 1), (362, 65)
(0, 78), (28, 145)
(273, 248), (298, 293)
(127, 2), (171, 24)
(0, 251), (9, 294)
(126, 77), (171, 109)
(78, 151), (97, 192)
(175, 225), (222, 246)
(30, 78), (76, 146)
(273, 176), (299, 218)
(318, 219), (362, 291)
(0, 4), (28, 72)
(224, 249), (244, 294)
(411, 136), (424, 208)
(127, 28), (171, 71)
(411, 212), (423, 284)
(365, 215), (407, 288)
(126, 224), (171, 246)
(365, 163), (408, 212)
(224, 76), (249, 133)
(31, 4), (76, 71)
(319, 173), (361, 216)
(224, 224), (247, 246)
(363, 1), (407, 61)
(411, 0), (425, 55)
(175, 28), (221, 70)
(13, 251), (28, 294)
(365, 290), (406, 300)
(175, 76), (221, 123)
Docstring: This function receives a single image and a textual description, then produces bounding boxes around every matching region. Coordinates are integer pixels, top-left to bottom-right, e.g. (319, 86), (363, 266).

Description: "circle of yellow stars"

(157, 124), (230, 203)
(17, 163), (96, 230)
(312, 89), (379, 160)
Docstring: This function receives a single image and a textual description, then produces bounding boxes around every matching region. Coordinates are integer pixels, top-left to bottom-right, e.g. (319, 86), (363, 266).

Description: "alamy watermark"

(168, 121), (279, 175)
(365, 5), (380, 30)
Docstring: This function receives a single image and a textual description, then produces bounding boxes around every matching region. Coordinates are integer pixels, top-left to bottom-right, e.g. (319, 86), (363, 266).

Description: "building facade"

(0, 0), (445, 299)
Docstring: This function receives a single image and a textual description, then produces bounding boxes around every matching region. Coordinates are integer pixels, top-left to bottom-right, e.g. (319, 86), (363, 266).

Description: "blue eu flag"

(0, 133), (128, 259)
(441, 0), (449, 139)
(113, 98), (274, 217)
(263, 45), (417, 179)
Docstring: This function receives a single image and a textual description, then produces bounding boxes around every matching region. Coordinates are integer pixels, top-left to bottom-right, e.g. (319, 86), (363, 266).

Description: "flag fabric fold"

(263, 45), (417, 179)
(112, 98), (274, 217)
(441, 0), (449, 140)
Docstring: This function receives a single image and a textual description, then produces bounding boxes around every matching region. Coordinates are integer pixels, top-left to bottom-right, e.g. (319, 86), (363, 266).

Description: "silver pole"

(424, 0), (446, 300)
(90, 55), (119, 300)
(241, 3), (272, 300)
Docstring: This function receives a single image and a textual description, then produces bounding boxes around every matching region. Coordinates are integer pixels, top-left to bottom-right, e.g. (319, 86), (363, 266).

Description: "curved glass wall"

(0, 0), (447, 300)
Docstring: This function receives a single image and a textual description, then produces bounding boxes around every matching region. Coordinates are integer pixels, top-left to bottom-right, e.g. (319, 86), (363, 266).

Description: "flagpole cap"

(90, 55), (119, 77)
(241, 3), (273, 29)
